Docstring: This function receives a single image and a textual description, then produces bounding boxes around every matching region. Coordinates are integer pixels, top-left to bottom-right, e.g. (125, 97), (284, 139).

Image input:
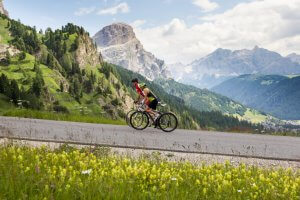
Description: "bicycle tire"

(158, 112), (178, 132)
(126, 110), (135, 126)
(130, 111), (149, 130)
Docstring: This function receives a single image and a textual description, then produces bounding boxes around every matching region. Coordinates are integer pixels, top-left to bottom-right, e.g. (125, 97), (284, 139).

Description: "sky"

(4, 0), (300, 64)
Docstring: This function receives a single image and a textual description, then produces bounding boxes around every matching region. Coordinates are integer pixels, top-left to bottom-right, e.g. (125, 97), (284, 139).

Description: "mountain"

(93, 23), (171, 81)
(0, 15), (134, 119)
(167, 62), (186, 81)
(0, 0), (8, 16)
(177, 46), (300, 89)
(287, 53), (300, 65)
(212, 74), (300, 120)
(155, 78), (268, 124)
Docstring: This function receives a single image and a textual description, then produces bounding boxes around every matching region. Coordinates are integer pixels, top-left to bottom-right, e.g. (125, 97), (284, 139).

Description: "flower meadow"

(0, 145), (299, 199)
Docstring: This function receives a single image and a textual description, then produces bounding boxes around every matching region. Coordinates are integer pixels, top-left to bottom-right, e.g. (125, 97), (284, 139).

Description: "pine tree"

(31, 67), (44, 97)
(63, 41), (67, 53)
(5, 50), (11, 65)
(0, 74), (9, 95)
(18, 51), (26, 61)
(60, 82), (64, 92)
(10, 80), (20, 104)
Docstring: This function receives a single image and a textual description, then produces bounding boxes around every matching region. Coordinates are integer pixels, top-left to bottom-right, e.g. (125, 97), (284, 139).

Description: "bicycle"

(129, 102), (178, 132)
(125, 104), (137, 127)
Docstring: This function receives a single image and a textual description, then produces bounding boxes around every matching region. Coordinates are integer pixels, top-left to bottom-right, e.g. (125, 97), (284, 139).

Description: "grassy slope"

(0, 22), (126, 125)
(0, 17), (11, 44)
(3, 109), (125, 125)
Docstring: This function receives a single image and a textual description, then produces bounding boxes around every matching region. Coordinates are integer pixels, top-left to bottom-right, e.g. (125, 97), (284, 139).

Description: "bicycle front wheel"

(130, 111), (149, 130)
(158, 112), (178, 132)
(126, 110), (135, 126)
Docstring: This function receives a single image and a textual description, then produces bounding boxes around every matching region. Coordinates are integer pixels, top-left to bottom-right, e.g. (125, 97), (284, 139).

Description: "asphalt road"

(0, 116), (300, 161)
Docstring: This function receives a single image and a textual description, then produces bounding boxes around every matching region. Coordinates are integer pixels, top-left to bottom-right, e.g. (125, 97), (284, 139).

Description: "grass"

(0, 145), (299, 199)
(235, 108), (268, 124)
(0, 53), (65, 92)
(0, 94), (14, 113)
(3, 109), (126, 125)
(0, 17), (11, 44)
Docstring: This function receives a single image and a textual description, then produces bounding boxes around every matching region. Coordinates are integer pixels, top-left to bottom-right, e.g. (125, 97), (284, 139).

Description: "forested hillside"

(0, 13), (132, 120)
(115, 66), (262, 131)
(154, 78), (270, 124)
(212, 74), (300, 120)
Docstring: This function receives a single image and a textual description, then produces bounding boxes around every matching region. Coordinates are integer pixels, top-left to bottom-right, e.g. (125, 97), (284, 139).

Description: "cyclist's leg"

(147, 99), (159, 126)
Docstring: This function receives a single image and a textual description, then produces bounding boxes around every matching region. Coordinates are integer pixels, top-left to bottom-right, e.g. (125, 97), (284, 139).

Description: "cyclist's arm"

(143, 88), (150, 104)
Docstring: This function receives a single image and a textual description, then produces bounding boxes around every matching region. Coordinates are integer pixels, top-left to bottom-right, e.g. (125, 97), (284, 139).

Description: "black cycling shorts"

(149, 99), (158, 110)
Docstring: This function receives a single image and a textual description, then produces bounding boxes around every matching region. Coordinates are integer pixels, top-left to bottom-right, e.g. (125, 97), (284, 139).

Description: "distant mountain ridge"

(212, 74), (300, 120)
(172, 46), (300, 89)
(93, 23), (171, 81)
(287, 53), (300, 65)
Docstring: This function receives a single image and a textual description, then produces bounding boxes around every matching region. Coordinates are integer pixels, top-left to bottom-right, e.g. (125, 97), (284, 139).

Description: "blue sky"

(5, 0), (247, 35)
(4, 0), (300, 64)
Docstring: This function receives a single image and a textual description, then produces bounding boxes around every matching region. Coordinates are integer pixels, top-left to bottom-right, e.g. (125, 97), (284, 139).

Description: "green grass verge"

(3, 109), (126, 125)
(0, 145), (299, 199)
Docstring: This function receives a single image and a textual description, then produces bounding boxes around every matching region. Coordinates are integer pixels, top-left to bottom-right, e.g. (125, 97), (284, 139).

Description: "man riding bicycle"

(131, 78), (159, 120)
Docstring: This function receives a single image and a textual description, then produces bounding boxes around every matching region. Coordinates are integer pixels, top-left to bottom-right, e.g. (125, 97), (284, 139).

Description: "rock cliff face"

(93, 23), (171, 80)
(0, 44), (19, 60)
(0, 0), (8, 16)
(75, 33), (103, 68)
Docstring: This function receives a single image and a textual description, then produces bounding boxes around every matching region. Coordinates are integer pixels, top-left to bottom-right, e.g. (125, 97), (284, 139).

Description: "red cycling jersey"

(134, 83), (145, 97)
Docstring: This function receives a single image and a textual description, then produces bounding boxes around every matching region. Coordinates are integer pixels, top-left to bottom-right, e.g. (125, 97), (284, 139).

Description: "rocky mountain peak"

(93, 23), (171, 80)
(0, 0), (8, 16)
(93, 23), (136, 47)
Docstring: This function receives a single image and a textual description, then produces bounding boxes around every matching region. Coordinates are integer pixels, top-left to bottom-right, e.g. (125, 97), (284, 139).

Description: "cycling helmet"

(131, 78), (138, 83)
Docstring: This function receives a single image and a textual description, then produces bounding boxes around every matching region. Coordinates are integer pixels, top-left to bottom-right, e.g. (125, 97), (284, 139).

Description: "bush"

(53, 105), (69, 113)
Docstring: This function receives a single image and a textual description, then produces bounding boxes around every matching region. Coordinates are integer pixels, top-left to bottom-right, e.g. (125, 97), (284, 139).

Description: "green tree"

(0, 74), (10, 96)
(18, 51), (26, 61)
(5, 50), (11, 65)
(10, 80), (20, 104)
(84, 80), (93, 93)
(60, 82), (64, 92)
(31, 68), (44, 97)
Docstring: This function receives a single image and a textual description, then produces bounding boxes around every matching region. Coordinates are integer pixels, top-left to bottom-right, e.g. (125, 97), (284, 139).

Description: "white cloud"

(192, 0), (219, 12)
(134, 0), (300, 64)
(74, 7), (96, 16)
(131, 19), (147, 28)
(97, 2), (130, 15)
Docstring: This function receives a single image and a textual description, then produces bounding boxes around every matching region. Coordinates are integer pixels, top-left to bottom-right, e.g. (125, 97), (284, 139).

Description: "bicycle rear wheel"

(130, 111), (149, 130)
(158, 112), (178, 132)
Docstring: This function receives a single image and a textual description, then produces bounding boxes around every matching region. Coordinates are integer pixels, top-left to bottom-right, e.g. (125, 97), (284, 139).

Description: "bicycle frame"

(136, 102), (161, 123)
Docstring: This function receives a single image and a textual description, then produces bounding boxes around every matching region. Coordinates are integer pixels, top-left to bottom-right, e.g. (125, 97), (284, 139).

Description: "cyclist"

(131, 78), (159, 121)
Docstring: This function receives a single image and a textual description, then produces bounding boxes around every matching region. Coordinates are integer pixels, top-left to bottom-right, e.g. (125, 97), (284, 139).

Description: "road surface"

(0, 116), (299, 161)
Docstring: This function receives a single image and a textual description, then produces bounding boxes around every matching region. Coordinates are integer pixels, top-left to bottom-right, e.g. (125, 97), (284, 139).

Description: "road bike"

(128, 102), (178, 132)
